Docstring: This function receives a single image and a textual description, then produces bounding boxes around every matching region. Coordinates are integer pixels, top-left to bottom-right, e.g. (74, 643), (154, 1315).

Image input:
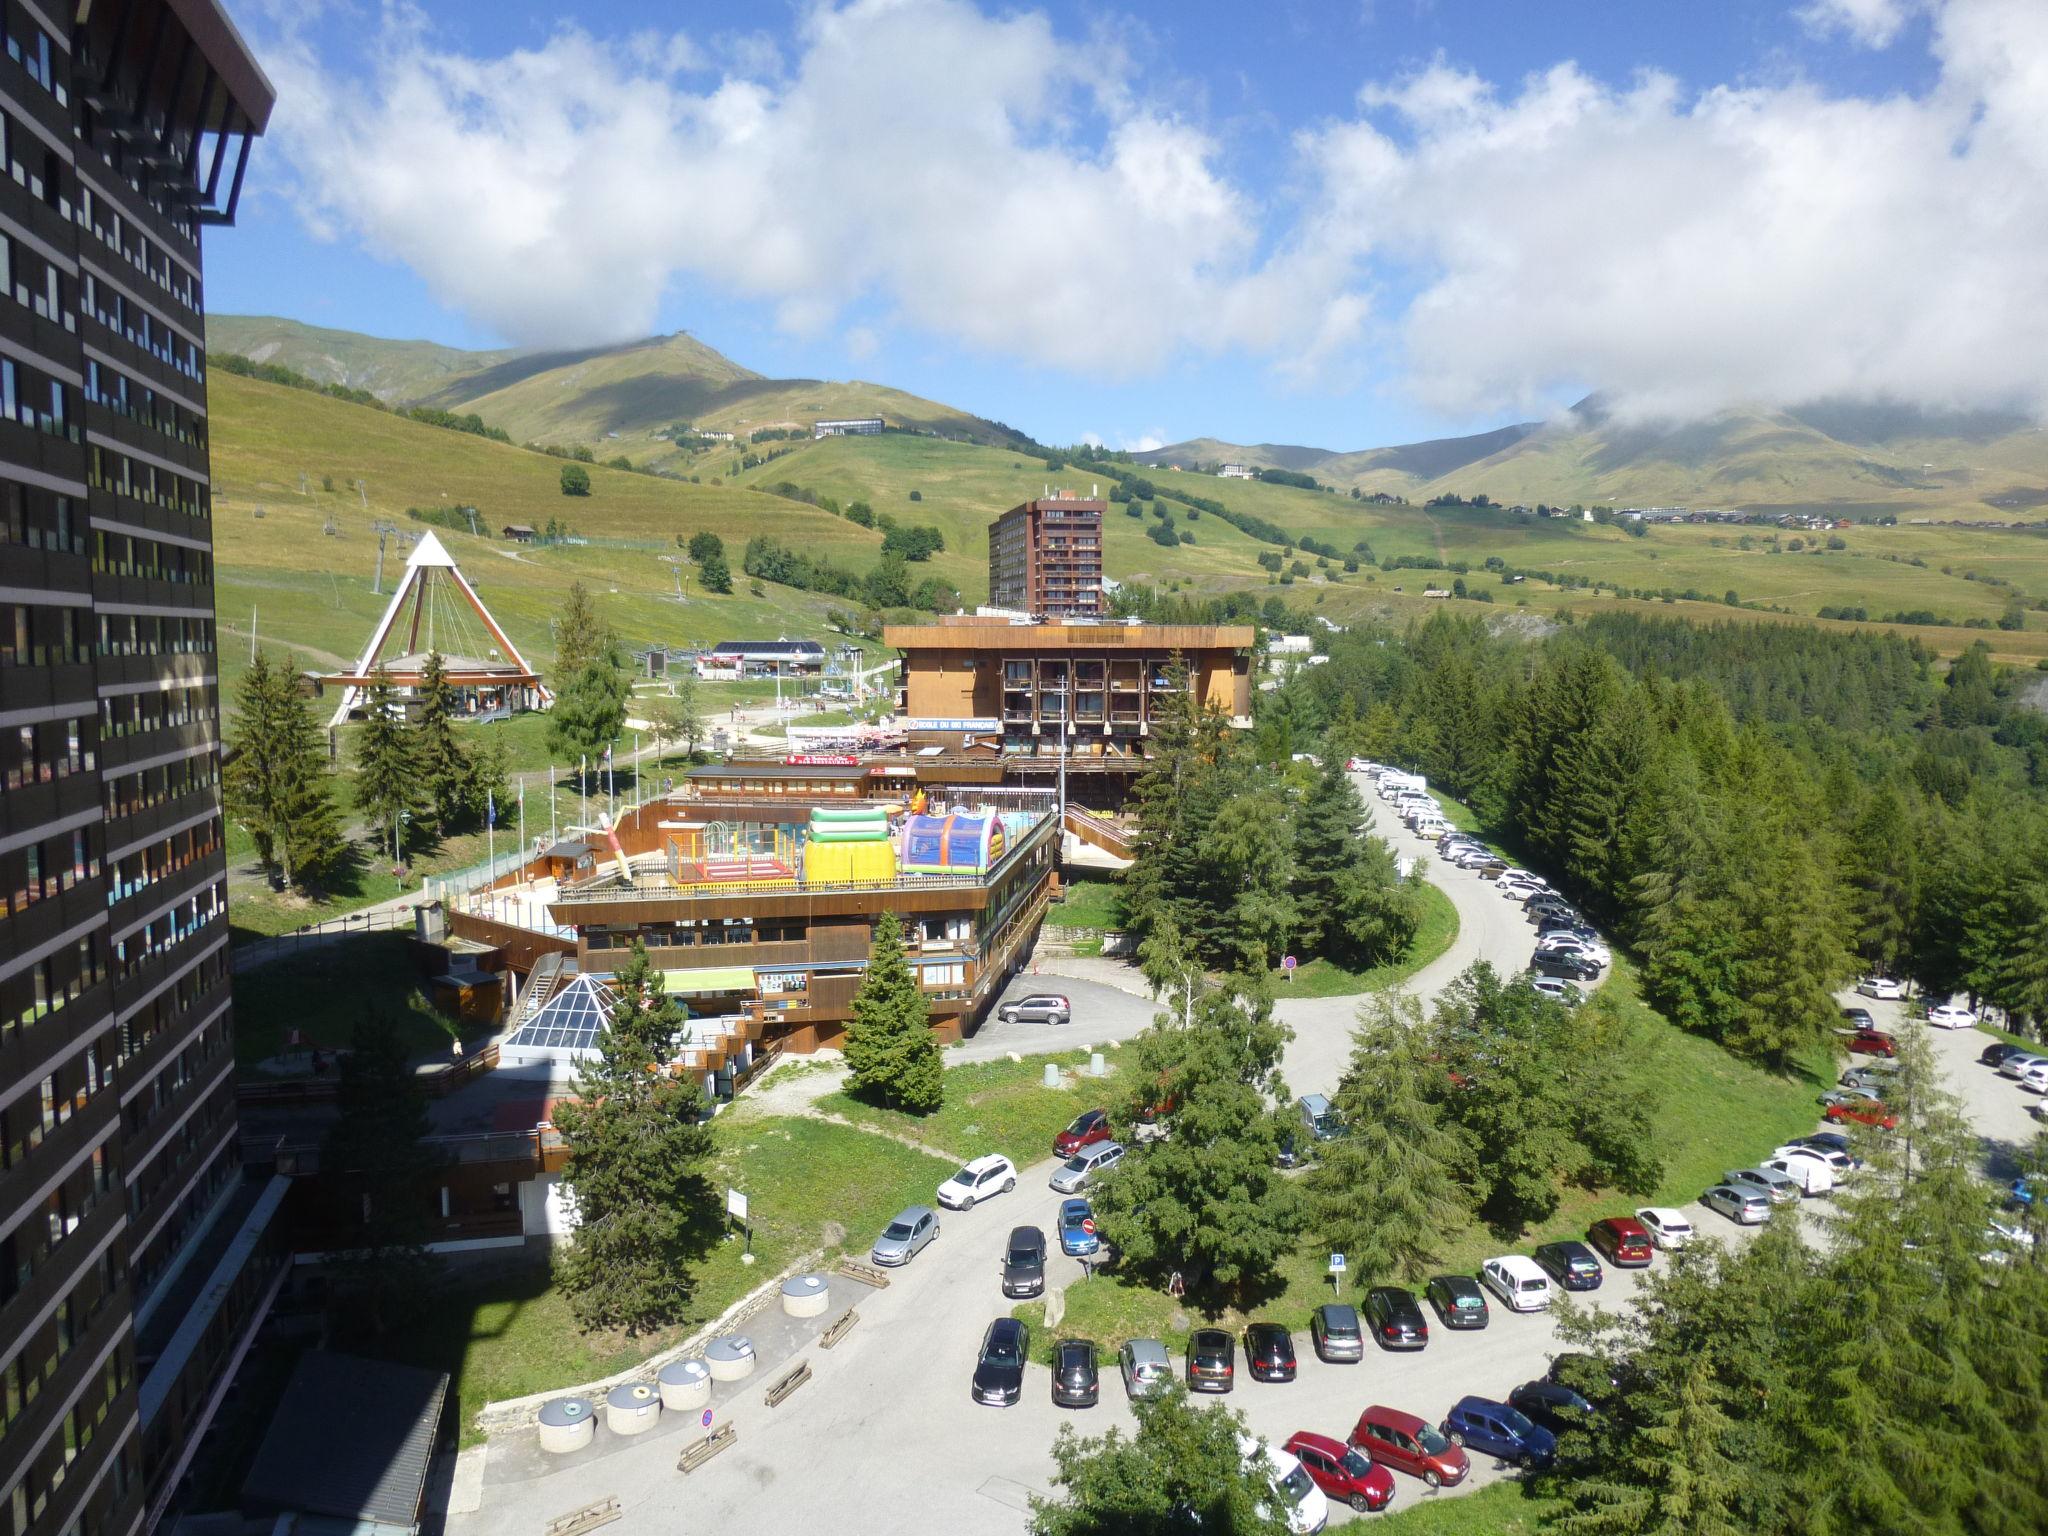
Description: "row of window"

(0, 1136), (115, 1313)
(0, 1249), (125, 1445)
(124, 1076), (229, 1229)
(77, 169), (202, 312)
(1, 714), (90, 789)
(106, 819), (219, 908)
(110, 882), (223, 987)
(130, 1142), (234, 1305)
(0, 481), (80, 554)
(86, 444), (207, 521)
(0, 828), (97, 923)
(79, 271), (200, 382)
(96, 611), (214, 659)
(82, 360), (204, 455)
(120, 1015), (225, 1151)
(3, 1351), (132, 1536)
(91, 526), (210, 587)
(0, 935), (105, 1039)
(105, 754), (218, 823)
(116, 945), (228, 1074)
(0, 230), (70, 333)
(99, 684), (211, 741)
(0, 1035), (107, 1173)
(0, 352), (74, 442)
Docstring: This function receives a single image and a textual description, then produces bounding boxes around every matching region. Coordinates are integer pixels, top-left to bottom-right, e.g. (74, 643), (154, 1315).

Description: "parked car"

(1362, 1287), (1429, 1349)
(1441, 1396), (1556, 1469)
(1243, 1439), (1330, 1536)
(1841, 1065), (1901, 1093)
(870, 1205), (939, 1266)
(1243, 1322), (1297, 1382)
(1283, 1431), (1395, 1515)
(1057, 1197), (1100, 1256)
(2009, 1175), (2036, 1209)
(1424, 1274), (1490, 1329)
(1350, 1405), (1470, 1488)
(1925, 1003), (1978, 1030)
(1536, 935), (1612, 967)
(1185, 1328), (1236, 1393)
(1533, 1240), (1604, 1291)
(1702, 1184), (1772, 1224)
(1310, 1303), (1364, 1362)
(1774, 1142), (1854, 1178)
(1532, 951), (1603, 982)
(1275, 1130), (1306, 1171)
(1529, 976), (1584, 1007)
(1761, 1154), (1835, 1196)
(1847, 1029), (1898, 1057)
(1722, 1166), (1804, 1206)
(1050, 1339), (1099, 1408)
(1982, 1041), (2023, 1068)
(1053, 1108), (1111, 1158)
(1049, 1141), (1125, 1193)
(1297, 1093), (1347, 1142)
(2019, 1063), (2048, 1095)
(1858, 976), (1905, 1000)
(1586, 1216), (1654, 1267)
(971, 1317), (1029, 1406)
(998, 993), (1071, 1025)
(1509, 1380), (1597, 1438)
(1820, 1085), (1885, 1109)
(1636, 1207), (1694, 1249)
(938, 1153), (1017, 1210)
(1787, 1132), (1862, 1165)
(1002, 1226), (1047, 1298)
(1824, 1099), (1900, 1129)
(1841, 1006), (1877, 1030)
(1480, 1255), (1554, 1312)
(1997, 1052), (2048, 1080)
(1118, 1338), (1172, 1399)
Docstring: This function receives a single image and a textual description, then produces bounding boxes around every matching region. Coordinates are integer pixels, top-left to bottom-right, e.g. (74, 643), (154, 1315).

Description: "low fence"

(231, 905), (419, 973)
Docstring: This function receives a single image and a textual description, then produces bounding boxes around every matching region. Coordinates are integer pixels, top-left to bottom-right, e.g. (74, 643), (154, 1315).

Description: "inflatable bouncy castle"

(803, 804), (898, 884)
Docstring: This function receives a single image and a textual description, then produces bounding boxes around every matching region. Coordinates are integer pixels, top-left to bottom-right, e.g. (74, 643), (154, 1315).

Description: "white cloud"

(261, 0), (2048, 423)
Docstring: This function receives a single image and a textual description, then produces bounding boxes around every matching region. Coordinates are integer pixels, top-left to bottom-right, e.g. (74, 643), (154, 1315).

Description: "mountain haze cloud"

(266, 0), (2048, 422)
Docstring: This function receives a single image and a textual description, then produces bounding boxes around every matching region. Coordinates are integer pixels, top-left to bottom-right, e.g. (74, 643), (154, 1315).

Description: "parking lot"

(449, 775), (2031, 1536)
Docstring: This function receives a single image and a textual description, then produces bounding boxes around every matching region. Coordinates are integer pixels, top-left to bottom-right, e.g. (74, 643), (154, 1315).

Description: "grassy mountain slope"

(206, 315), (523, 402)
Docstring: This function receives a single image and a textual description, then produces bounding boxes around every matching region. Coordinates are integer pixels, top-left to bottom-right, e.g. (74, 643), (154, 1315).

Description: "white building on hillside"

(1218, 463), (1255, 479)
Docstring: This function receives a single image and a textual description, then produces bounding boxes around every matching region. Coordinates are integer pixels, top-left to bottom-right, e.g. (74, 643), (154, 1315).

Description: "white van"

(1761, 1154), (1835, 1196)
(1480, 1255), (1554, 1312)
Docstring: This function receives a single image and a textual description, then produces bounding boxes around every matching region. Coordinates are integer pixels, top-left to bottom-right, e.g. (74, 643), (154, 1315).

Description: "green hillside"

(206, 315), (523, 403)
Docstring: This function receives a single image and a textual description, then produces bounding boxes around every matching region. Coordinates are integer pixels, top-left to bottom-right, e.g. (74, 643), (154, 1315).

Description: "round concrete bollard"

(656, 1358), (711, 1411)
(1089, 1052), (1106, 1078)
(1043, 1062), (1060, 1089)
(537, 1397), (595, 1454)
(603, 1382), (660, 1437)
(704, 1335), (756, 1382)
(781, 1273), (831, 1318)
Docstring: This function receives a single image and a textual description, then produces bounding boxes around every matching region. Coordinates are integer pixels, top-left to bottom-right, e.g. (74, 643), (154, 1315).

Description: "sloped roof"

(241, 1352), (448, 1529)
(504, 972), (617, 1053)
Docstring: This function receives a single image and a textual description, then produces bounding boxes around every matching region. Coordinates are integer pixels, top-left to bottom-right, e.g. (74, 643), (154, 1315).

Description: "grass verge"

(1049, 874), (1126, 933)
(1374, 1482), (1565, 1533)
(814, 1050), (1125, 1166)
(1274, 882), (1459, 997)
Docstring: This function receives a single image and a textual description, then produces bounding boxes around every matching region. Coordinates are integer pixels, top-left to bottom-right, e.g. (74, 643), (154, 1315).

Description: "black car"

(1185, 1328), (1235, 1393)
(1362, 1287), (1429, 1350)
(1982, 1041), (2021, 1068)
(1533, 1240), (1604, 1292)
(1002, 1226), (1047, 1298)
(1526, 898), (1580, 923)
(1533, 950), (1602, 982)
(1509, 1380), (1596, 1437)
(1546, 1352), (1621, 1401)
(1841, 1006), (1876, 1030)
(1051, 1339), (1099, 1408)
(1243, 1322), (1297, 1382)
(973, 1317), (1029, 1406)
(1537, 917), (1599, 941)
(1310, 1303), (1363, 1363)
(1424, 1274), (1490, 1330)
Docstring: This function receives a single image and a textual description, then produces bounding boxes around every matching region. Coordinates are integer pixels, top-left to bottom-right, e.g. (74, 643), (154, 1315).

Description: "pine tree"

(547, 636), (630, 789)
(226, 650), (346, 890)
(412, 651), (475, 833)
(841, 912), (943, 1113)
(1841, 782), (1918, 977)
(354, 668), (423, 862)
(1308, 1000), (1471, 1284)
(1292, 758), (1415, 968)
(553, 580), (605, 679)
(320, 1012), (441, 1336)
(552, 942), (716, 1334)
(1560, 1354), (1749, 1536)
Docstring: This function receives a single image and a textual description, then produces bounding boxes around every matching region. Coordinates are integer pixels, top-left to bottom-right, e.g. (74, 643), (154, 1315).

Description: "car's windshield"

(948, 1168), (974, 1185)
(1061, 1155), (1088, 1173)
(1008, 1245), (1037, 1266)
(1499, 1407), (1536, 1436)
(884, 1221), (913, 1240)
(1339, 1448), (1376, 1479)
(982, 1334), (1021, 1366)
(1415, 1425), (1453, 1455)
(1521, 1277), (1547, 1291)
(1453, 1292), (1482, 1309)
(1277, 1466), (1313, 1500)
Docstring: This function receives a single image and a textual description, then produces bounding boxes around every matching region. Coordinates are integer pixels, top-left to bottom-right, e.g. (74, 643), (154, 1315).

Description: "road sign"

(1081, 1218), (1096, 1235)
(701, 1409), (714, 1429)
(1282, 955), (1298, 971)
(726, 1188), (749, 1222)
(1328, 1252), (1347, 1273)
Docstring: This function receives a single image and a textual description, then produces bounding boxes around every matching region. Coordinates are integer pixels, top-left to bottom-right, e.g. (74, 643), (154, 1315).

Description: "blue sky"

(212, 0), (2035, 450)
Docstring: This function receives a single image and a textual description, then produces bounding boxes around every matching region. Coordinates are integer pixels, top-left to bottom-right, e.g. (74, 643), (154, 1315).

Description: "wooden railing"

(1063, 806), (1134, 858)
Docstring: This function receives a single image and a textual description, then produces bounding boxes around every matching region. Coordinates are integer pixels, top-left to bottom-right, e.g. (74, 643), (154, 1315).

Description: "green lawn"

(232, 931), (459, 1064)
(1373, 1483), (1564, 1533)
(1049, 875), (1126, 933)
(1273, 882), (1459, 997)
(227, 827), (496, 943)
(814, 1050), (1123, 1167)
(1013, 960), (1832, 1356)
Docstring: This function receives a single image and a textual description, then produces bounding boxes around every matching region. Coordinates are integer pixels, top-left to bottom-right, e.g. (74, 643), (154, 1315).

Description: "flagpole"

(487, 788), (495, 878)
(518, 780), (526, 862)
(550, 766), (557, 845)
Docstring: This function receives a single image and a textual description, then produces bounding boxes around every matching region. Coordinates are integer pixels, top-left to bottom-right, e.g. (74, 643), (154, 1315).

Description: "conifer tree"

(553, 942), (716, 1334)
(226, 649), (346, 890)
(1292, 758), (1415, 968)
(547, 634), (630, 790)
(553, 580), (605, 679)
(1841, 782), (1918, 977)
(1308, 999), (1471, 1284)
(411, 651), (475, 833)
(841, 912), (943, 1113)
(354, 668), (422, 862)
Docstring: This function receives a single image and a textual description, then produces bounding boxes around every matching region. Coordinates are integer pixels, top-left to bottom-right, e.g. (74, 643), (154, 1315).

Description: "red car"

(1586, 1216), (1654, 1268)
(1053, 1109), (1111, 1158)
(1350, 1405), (1469, 1488)
(1848, 1029), (1897, 1058)
(1284, 1430), (1395, 1514)
(1825, 1100), (1899, 1130)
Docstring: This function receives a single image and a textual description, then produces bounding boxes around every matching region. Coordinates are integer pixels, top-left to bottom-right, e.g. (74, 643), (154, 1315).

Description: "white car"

(1924, 1004), (1978, 1030)
(1761, 1154), (1836, 1196)
(2018, 1062), (2048, 1095)
(1479, 1255), (1554, 1312)
(1497, 874), (1548, 897)
(1635, 1207), (1694, 1250)
(1857, 977), (1905, 1001)
(1983, 1219), (2038, 1266)
(1241, 1438), (1329, 1535)
(936, 1154), (1017, 1210)
(1773, 1143), (1854, 1178)
(1536, 934), (1612, 966)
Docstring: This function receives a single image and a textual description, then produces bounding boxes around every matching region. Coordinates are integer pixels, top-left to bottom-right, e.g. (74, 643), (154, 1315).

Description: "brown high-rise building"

(0, 7), (277, 1536)
(987, 495), (1104, 617)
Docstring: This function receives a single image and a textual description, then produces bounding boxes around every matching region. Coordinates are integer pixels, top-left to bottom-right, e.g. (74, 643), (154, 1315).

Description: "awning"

(662, 967), (760, 994)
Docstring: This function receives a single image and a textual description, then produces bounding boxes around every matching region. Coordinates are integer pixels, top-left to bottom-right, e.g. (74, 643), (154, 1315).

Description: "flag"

(486, 790), (495, 827)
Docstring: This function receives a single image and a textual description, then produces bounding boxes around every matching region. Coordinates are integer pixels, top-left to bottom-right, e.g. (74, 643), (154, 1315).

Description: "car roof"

(1080, 1140), (1123, 1158)
(1639, 1206), (1689, 1224)
(1597, 1216), (1648, 1235)
(1284, 1430), (1346, 1458)
(1022, 993), (1069, 1004)
(891, 1204), (934, 1222)
(1452, 1394), (1512, 1415)
(1361, 1404), (1425, 1432)
(987, 1316), (1026, 1341)
(1432, 1272), (1482, 1290)
(1367, 1285), (1415, 1303)
(1542, 1239), (1596, 1257)
(1007, 1225), (1043, 1245)
(1489, 1254), (1545, 1276)
(1054, 1338), (1094, 1361)
(963, 1153), (1011, 1174)
(1246, 1320), (1288, 1338)
(1317, 1303), (1359, 1324)
(1126, 1338), (1169, 1364)
(1060, 1197), (1091, 1216)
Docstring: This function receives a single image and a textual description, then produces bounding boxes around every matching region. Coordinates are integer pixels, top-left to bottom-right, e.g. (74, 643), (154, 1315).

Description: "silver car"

(870, 1205), (940, 1266)
(1119, 1338), (1172, 1399)
(1050, 1141), (1125, 1193)
(998, 993), (1071, 1025)
(1722, 1166), (1802, 1206)
(1702, 1185), (1772, 1225)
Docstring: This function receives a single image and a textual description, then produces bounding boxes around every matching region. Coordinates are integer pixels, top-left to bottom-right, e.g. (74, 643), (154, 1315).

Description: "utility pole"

(371, 520), (399, 594)
(356, 478), (368, 511)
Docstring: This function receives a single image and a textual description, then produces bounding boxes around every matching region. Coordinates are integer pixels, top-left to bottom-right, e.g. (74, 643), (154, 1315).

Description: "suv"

(1310, 1303), (1363, 1362)
(1298, 1094), (1346, 1142)
(1480, 1256), (1553, 1312)
(998, 993), (1071, 1025)
(1049, 1141), (1125, 1193)
(1532, 1241), (1604, 1292)
(1362, 1287), (1429, 1349)
(1001, 1226), (1046, 1298)
(1424, 1274), (1490, 1329)
(1053, 1109), (1111, 1158)
(971, 1317), (1029, 1407)
(1533, 950), (1602, 982)
(1185, 1329), (1235, 1393)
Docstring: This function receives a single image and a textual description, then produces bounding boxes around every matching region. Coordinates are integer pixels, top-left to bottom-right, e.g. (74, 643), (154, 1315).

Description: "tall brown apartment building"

(0, 7), (277, 1536)
(987, 495), (1103, 617)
